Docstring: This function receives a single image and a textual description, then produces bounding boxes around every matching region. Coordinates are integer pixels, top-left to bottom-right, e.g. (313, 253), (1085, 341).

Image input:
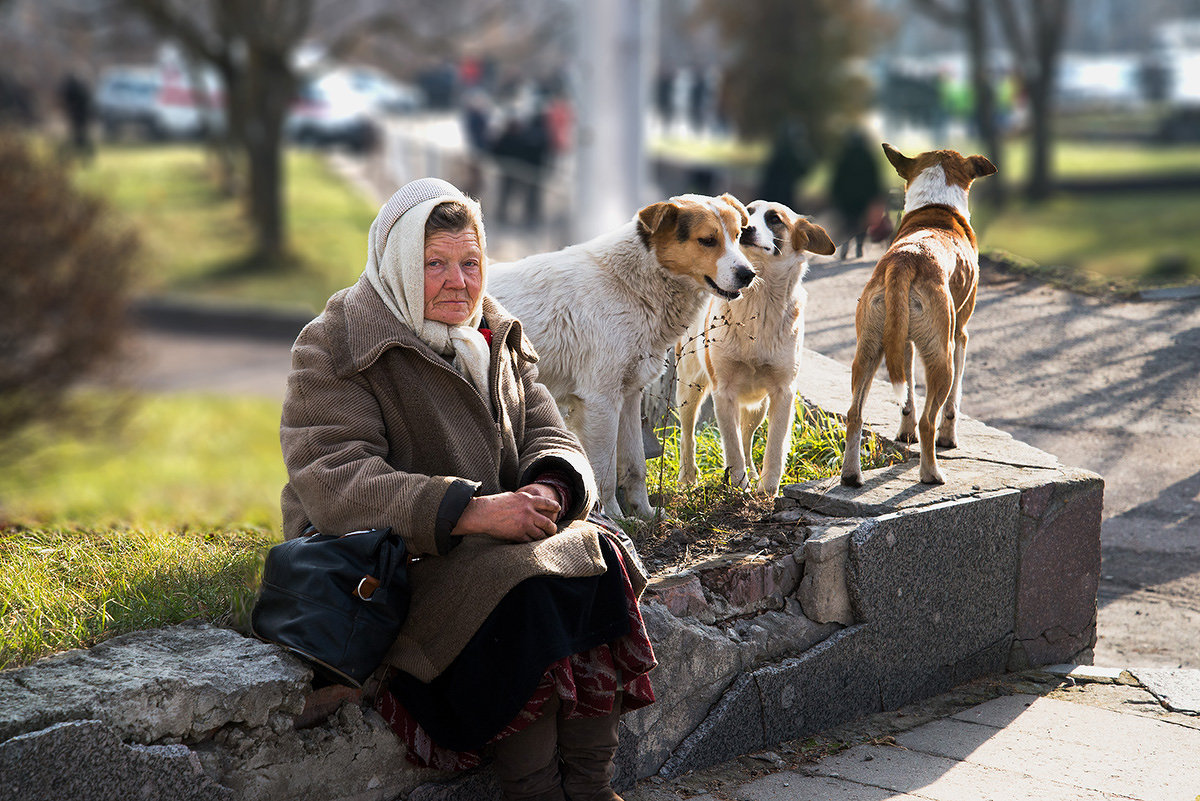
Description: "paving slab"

(894, 708), (1199, 800)
(809, 742), (1134, 801)
(730, 770), (930, 800)
(1129, 668), (1200, 715)
(947, 693), (1200, 756)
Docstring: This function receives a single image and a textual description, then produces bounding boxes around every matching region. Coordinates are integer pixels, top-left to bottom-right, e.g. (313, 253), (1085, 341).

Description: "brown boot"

(556, 704), (623, 801)
(492, 695), (565, 801)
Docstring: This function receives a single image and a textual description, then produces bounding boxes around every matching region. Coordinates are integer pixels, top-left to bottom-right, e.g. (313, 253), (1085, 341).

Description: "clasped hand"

(451, 484), (561, 542)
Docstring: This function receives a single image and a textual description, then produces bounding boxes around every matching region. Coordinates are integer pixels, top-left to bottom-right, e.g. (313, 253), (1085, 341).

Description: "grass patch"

(72, 144), (377, 314)
(629, 402), (901, 541)
(1, 393), (286, 529)
(0, 392), (284, 668)
(0, 525), (269, 669)
(975, 191), (1200, 294)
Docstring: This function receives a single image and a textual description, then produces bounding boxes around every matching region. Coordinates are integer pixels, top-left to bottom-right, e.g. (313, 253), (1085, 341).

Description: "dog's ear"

(637, 201), (679, 235)
(882, 143), (913, 180)
(791, 218), (836, 256)
(718, 193), (750, 226)
(968, 154), (997, 178)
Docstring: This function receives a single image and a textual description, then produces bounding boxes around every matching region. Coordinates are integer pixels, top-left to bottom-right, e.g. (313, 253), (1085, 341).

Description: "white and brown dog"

(489, 193), (756, 518)
(840, 144), (996, 487)
(676, 200), (835, 496)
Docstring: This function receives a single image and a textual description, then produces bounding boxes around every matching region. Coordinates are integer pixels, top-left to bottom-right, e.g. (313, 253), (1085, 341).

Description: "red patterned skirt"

(376, 534), (656, 771)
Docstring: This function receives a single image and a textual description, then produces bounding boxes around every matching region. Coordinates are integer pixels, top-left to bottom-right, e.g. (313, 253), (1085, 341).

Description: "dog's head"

(637, 193), (756, 300)
(883, 143), (996, 218)
(741, 200), (836, 265)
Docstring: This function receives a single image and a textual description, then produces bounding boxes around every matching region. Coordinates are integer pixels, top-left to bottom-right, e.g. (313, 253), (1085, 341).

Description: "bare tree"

(994, 0), (1071, 200)
(912, 0), (1071, 201)
(119, 0), (313, 265)
(910, 0), (1006, 203)
(703, 0), (889, 156)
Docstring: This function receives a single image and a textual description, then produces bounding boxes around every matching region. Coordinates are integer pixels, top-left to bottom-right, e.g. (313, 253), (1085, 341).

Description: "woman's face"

(423, 228), (483, 326)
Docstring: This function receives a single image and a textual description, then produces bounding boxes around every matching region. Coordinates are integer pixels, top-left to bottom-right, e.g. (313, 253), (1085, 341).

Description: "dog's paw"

(840, 471), (863, 488)
(935, 436), (958, 449)
(722, 467), (751, 491)
(920, 467), (946, 485)
(895, 431), (918, 444)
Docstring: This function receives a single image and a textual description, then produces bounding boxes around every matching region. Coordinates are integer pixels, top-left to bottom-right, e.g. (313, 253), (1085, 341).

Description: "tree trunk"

(243, 49), (293, 264)
(966, 0), (1007, 205)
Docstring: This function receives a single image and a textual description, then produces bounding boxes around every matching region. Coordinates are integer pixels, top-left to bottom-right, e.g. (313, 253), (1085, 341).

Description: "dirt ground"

(126, 245), (1200, 670)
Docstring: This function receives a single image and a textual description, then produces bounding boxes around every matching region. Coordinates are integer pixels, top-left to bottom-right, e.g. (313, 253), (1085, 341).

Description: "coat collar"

(329, 275), (538, 378)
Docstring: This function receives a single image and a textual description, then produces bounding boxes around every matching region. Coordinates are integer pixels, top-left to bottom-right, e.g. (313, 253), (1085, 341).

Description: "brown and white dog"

(840, 144), (996, 487)
(489, 193), (756, 518)
(676, 200), (835, 496)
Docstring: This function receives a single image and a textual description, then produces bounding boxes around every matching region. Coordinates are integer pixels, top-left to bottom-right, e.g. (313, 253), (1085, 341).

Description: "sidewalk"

(624, 666), (1200, 801)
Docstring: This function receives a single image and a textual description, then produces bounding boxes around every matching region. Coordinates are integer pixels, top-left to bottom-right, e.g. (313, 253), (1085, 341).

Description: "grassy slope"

(73, 145), (377, 314)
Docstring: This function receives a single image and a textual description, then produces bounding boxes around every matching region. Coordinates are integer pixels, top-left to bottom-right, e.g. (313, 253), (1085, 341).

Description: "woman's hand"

(452, 488), (561, 542)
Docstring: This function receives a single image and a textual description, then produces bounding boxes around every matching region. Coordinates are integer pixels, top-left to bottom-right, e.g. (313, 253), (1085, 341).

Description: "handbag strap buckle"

(354, 576), (380, 601)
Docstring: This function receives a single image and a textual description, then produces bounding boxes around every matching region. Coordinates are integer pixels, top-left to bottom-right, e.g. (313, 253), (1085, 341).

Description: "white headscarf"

(364, 178), (493, 407)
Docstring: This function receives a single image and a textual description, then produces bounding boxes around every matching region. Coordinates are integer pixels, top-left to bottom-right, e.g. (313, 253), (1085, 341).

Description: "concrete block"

(848, 492), (1020, 707)
(0, 623), (310, 744)
(754, 626), (883, 745)
(798, 526), (855, 625)
(620, 602), (746, 777)
(659, 674), (763, 778)
(1015, 484), (1103, 666)
(0, 720), (231, 801)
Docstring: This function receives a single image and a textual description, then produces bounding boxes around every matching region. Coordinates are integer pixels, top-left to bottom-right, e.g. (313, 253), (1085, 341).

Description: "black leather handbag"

(251, 527), (410, 688)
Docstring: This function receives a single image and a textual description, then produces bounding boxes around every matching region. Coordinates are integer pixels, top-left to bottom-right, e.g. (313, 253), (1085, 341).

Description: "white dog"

(489, 194), (756, 518)
(676, 200), (835, 496)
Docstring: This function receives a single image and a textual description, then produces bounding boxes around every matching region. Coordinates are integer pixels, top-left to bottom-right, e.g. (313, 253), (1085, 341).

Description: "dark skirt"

(385, 534), (632, 752)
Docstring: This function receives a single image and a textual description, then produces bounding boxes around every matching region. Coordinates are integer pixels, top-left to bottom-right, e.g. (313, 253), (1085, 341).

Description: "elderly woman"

(279, 178), (654, 801)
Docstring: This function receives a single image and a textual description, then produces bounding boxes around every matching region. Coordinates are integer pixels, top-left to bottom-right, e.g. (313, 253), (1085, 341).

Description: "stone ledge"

(1, 347), (1103, 799)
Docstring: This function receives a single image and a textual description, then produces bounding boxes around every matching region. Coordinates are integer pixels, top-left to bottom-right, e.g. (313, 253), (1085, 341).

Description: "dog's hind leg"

(739, 399), (768, 483)
(759, 390), (796, 497)
(938, 288), (975, 449)
(841, 339), (883, 488)
(916, 330), (954, 485)
(616, 388), (657, 518)
(895, 340), (918, 444)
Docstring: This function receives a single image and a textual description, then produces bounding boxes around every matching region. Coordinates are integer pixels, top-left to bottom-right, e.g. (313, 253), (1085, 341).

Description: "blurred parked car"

(335, 66), (424, 114)
(286, 72), (380, 152)
(95, 65), (223, 141)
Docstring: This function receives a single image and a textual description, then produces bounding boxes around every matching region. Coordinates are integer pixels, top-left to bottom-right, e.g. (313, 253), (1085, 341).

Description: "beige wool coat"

(280, 275), (646, 682)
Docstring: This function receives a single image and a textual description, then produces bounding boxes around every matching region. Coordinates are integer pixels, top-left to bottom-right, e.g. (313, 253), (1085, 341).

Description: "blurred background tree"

(702, 0), (891, 157)
(0, 134), (135, 440)
(118, 0), (315, 266)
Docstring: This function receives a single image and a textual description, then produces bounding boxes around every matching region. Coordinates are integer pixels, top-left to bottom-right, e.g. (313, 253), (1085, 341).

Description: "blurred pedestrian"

(58, 72), (94, 161)
(492, 110), (550, 228)
(461, 89), (493, 198)
(758, 119), (816, 210)
(828, 128), (884, 260)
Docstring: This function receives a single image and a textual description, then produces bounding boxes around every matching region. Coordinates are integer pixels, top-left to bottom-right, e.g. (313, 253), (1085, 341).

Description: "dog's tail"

(882, 259), (915, 403)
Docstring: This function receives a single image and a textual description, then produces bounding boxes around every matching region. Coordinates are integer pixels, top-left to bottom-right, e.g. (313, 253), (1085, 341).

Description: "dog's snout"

(739, 226), (756, 246)
(734, 264), (755, 287)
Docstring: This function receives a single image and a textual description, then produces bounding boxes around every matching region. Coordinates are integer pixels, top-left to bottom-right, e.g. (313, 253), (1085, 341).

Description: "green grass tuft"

(0, 525), (271, 669)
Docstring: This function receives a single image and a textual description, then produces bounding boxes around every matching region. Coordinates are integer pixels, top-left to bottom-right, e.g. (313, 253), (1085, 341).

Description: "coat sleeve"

(280, 326), (476, 556)
(513, 357), (598, 524)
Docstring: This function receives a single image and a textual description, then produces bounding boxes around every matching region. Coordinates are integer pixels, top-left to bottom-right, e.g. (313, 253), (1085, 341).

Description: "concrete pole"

(571, 0), (657, 242)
